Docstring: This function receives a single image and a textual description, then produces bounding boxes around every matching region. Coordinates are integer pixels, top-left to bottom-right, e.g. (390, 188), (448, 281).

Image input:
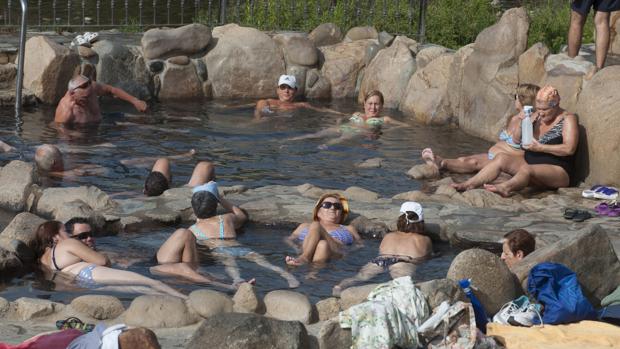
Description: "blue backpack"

(527, 262), (597, 325)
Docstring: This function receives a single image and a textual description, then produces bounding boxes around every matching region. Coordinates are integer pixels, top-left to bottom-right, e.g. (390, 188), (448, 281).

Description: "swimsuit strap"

(51, 244), (61, 271)
(218, 215), (225, 239)
(189, 224), (209, 241)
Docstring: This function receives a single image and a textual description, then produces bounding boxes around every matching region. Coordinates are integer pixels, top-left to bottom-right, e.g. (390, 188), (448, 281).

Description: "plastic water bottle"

(459, 278), (489, 333)
(521, 105), (534, 147)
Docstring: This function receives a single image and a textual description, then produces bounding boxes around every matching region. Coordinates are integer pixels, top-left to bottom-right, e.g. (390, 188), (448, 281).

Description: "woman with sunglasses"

(33, 220), (186, 299)
(452, 85), (579, 196)
(421, 83), (540, 176)
(285, 193), (362, 266)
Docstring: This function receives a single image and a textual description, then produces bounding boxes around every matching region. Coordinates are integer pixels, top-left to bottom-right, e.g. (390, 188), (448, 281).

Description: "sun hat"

(278, 75), (297, 89)
(399, 201), (423, 223)
(192, 181), (220, 201)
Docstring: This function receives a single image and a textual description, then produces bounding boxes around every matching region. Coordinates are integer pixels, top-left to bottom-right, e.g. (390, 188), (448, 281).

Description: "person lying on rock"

(452, 85), (579, 197)
(142, 153), (213, 197)
(34, 144), (108, 180)
(501, 228), (535, 271)
(54, 67), (147, 124)
(421, 84), (540, 177)
(285, 193), (362, 266)
(332, 201), (432, 296)
(33, 220), (187, 299)
(287, 90), (409, 146)
(254, 74), (344, 119)
(153, 182), (300, 288)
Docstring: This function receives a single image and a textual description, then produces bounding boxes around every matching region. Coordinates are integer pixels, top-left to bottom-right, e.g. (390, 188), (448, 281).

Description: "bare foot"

(285, 256), (307, 266)
(451, 182), (470, 192)
(483, 183), (511, 197)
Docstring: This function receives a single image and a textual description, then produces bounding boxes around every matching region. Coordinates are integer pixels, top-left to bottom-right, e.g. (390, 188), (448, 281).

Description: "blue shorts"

(572, 0), (620, 14)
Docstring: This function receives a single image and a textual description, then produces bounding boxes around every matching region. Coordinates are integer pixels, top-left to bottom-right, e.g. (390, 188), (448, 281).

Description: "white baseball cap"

(278, 75), (297, 89)
(399, 201), (423, 223)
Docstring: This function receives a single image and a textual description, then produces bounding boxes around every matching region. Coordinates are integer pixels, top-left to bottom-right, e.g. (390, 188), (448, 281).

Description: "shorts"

(572, 0), (620, 15)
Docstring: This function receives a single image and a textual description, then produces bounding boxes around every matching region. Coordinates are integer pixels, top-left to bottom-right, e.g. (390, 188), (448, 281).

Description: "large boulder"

(23, 36), (80, 104)
(157, 63), (203, 100)
(264, 290), (312, 324)
(518, 42), (549, 87)
(319, 40), (376, 99)
(511, 225), (620, 307)
(575, 65), (620, 186)
(400, 53), (455, 125)
(0, 161), (37, 212)
(308, 23), (343, 47)
(70, 295), (124, 320)
(455, 8), (529, 141)
(141, 23), (211, 60)
(186, 313), (309, 349)
(35, 186), (115, 226)
(416, 45), (451, 69)
(358, 36), (416, 108)
(273, 34), (318, 67)
(124, 295), (199, 328)
(542, 53), (595, 112)
(187, 289), (233, 318)
(11, 297), (63, 320)
(305, 69), (331, 99)
(204, 24), (285, 98)
(416, 278), (467, 310)
(339, 283), (380, 310)
(0, 63), (16, 90)
(344, 26), (379, 41)
(447, 248), (521, 315)
(91, 41), (154, 100)
(446, 44), (475, 118)
(0, 212), (46, 247)
(317, 319), (352, 349)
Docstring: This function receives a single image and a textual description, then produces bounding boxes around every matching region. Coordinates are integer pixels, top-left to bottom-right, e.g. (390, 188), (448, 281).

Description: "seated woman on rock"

(285, 193), (362, 266)
(154, 182), (300, 288)
(452, 85), (579, 197)
(332, 201), (432, 296)
(254, 75), (343, 119)
(288, 90), (409, 146)
(33, 220), (186, 299)
(421, 83), (540, 177)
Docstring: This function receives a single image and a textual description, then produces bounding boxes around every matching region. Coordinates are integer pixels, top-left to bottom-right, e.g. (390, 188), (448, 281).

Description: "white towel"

(101, 324), (127, 349)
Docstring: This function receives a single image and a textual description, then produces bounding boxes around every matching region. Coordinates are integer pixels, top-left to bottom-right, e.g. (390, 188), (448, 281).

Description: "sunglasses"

(278, 85), (294, 90)
(72, 231), (93, 240)
(320, 201), (343, 210)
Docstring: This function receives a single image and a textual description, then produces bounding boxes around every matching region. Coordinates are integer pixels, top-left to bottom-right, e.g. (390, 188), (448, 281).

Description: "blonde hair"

(363, 90), (384, 105)
(312, 193), (350, 224)
(516, 84), (539, 107)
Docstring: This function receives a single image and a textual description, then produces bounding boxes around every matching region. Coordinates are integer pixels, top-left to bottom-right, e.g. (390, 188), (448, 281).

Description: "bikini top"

(189, 215), (226, 241)
(297, 225), (355, 245)
(51, 244), (62, 271)
(349, 114), (384, 127)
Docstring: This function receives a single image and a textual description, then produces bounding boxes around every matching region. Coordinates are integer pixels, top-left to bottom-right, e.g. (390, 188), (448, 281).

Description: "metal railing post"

(417, 0), (426, 43)
(219, 0), (226, 24)
(15, 0), (28, 135)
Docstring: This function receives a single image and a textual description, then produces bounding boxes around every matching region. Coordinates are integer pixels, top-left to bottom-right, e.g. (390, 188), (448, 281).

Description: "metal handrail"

(15, 0), (27, 117)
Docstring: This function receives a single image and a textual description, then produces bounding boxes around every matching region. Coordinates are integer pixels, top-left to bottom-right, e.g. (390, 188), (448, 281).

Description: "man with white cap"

(254, 74), (343, 119)
(333, 201), (433, 295)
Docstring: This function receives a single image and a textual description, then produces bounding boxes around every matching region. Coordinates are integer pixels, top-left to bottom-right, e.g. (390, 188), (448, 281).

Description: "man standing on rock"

(254, 75), (343, 119)
(54, 71), (148, 124)
(568, 0), (620, 71)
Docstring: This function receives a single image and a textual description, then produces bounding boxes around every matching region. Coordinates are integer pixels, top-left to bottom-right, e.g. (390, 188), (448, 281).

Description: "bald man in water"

(34, 144), (107, 179)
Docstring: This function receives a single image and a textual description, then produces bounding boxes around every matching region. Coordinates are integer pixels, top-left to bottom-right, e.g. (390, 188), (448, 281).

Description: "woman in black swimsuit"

(452, 85), (579, 197)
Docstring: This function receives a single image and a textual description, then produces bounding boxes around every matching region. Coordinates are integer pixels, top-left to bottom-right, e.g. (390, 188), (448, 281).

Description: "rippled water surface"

(0, 99), (491, 302)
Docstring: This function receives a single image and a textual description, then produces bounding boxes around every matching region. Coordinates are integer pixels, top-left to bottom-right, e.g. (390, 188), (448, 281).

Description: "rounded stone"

(14, 297), (63, 320)
(264, 290), (312, 324)
(78, 46), (97, 58)
(124, 295), (199, 328)
(308, 23), (343, 47)
(188, 289), (233, 318)
(70, 295), (125, 320)
(315, 297), (341, 321)
(167, 55), (190, 66)
(339, 283), (380, 310)
(345, 26), (378, 41)
(447, 248), (521, 315)
(232, 282), (260, 313)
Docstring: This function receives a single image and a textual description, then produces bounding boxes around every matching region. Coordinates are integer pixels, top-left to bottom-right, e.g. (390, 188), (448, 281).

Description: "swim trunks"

(572, 0), (620, 15)
(371, 255), (414, 269)
(498, 130), (521, 150)
(297, 225), (354, 245)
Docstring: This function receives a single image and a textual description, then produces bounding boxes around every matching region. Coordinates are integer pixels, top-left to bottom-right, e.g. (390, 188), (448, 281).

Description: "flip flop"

(595, 203), (611, 216)
(572, 210), (593, 222)
(563, 208), (578, 220)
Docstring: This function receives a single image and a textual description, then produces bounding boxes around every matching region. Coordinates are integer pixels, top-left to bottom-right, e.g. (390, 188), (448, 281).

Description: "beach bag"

(420, 301), (477, 349)
(526, 262), (597, 325)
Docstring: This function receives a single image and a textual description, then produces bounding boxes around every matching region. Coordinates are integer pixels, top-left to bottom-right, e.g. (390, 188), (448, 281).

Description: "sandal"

(572, 210), (593, 222)
(563, 208), (578, 220)
(55, 317), (95, 332)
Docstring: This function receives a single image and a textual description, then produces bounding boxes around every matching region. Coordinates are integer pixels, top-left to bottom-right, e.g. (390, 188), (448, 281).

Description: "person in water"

(452, 85), (579, 197)
(33, 220), (186, 298)
(288, 90), (409, 145)
(332, 201), (432, 295)
(142, 152), (211, 197)
(154, 181), (299, 288)
(421, 84), (540, 176)
(254, 75), (344, 119)
(54, 67), (148, 124)
(34, 144), (108, 179)
(285, 193), (362, 266)
(501, 229), (536, 271)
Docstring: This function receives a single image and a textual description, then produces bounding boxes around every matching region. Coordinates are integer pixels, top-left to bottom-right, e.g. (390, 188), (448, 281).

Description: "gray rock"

(0, 237), (34, 264)
(343, 186), (380, 202)
(187, 289), (233, 318)
(167, 55), (190, 65)
(518, 42), (549, 87)
(363, 42), (381, 66)
(339, 283), (380, 310)
(349, 216), (388, 239)
(447, 248), (521, 315)
(0, 161), (37, 212)
(124, 295), (200, 328)
(305, 70), (331, 99)
(407, 164), (439, 180)
(193, 59), (208, 81)
(78, 46), (97, 58)
(308, 23), (343, 47)
(0, 63), (16, 90)
(158, 63), (203, 100)
(35, 186), (115, 227)
(318, 319), (352, 349)
(287, 65), (308, 95)
(233, 282), (261, 313)
(274, 34), (319, 67)
(355, 158), (383, 169)
(416, 278), (467, 310)
(0, 297), (9, 314)
(315, 297), (341, 321)
(70, 295), (125, 320)
(0, 212), (46, 247)
(319, 40), (375, 99)
(264, 290), (312, 324)
(416, 45), (452, 69)
(0, 247), (22, 273)
(186, 313), (309, 349)
(345, 26), (379, 41)
(12, 297), (63, 320)
(142, 23), (212, 60)
(378, 31), (395, 47)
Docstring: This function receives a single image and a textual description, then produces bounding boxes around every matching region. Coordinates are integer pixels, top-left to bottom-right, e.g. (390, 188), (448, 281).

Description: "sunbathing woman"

(421, 83), (540, 176)
(286, 193), (362, 266)
(452, 85), (579, 196)
(33, 221), (186, 298)
(332, 201), (432, 295)
(155, 182), (299, 288)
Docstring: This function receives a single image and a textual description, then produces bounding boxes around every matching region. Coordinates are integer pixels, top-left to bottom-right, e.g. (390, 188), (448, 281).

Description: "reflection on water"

(0, 99), (488, 301)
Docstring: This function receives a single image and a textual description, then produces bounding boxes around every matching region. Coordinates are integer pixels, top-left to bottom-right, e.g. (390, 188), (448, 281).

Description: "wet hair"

(34, 144), (63, 172)
(144, 171), (169, 197)
(363, 90), (384, 105)
(504, 229), (535, 257)
(396, 213), (425, 234)
(65, 217), (91, 235)
(191, 190), (219, 219)
(32, 221), (63, 261)
(516, 84), (540, 107)
(312, 193), (350, 224)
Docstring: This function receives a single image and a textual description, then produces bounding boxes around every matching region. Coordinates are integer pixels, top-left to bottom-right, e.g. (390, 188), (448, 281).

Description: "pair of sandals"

(581, 185), (619, 200)
(563, 208), (593, 222)
(595, 202), (620, 217)
(70, 32), (99, 48)
(56, 316), (95, 332)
